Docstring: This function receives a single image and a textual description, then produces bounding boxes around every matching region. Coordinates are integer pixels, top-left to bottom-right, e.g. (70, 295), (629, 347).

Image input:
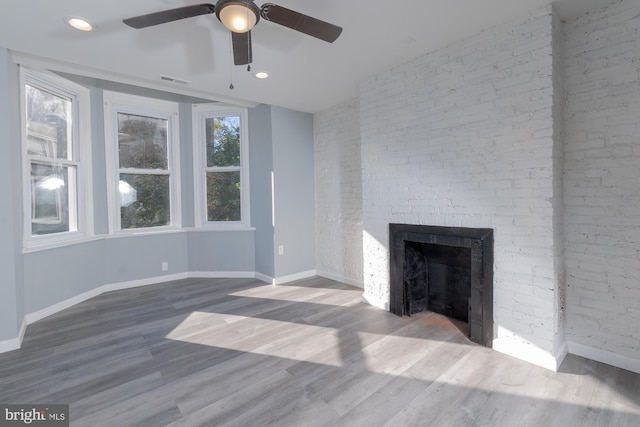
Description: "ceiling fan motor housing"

(215, 0), (261, 32)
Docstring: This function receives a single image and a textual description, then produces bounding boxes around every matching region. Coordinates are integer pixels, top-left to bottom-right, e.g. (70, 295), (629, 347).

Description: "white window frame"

(20, 67), (93, 250)
(103, 91), (181, 234)
(192, 104), (250, 229)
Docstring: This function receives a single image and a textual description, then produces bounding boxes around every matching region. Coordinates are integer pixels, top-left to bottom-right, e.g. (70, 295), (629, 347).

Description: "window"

(104, 92), (181, 232)
(193, 104), (250, 228)
(21, 69), (92, 246)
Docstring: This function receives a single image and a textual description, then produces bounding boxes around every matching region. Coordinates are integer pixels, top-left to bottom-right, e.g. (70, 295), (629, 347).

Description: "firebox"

(389, 224), (494, 347)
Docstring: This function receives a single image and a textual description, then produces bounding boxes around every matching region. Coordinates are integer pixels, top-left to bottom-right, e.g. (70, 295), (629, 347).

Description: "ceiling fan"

(123, 1), (343, 66)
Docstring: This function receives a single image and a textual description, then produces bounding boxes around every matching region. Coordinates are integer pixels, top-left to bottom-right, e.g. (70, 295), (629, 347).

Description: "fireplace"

(389, 224), (493, 347)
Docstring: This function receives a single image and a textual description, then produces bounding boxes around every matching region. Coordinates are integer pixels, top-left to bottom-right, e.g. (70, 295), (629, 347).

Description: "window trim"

(103, 91), (181, 234)
(192, 103), (251, 229)
(20, 67), (94, 249)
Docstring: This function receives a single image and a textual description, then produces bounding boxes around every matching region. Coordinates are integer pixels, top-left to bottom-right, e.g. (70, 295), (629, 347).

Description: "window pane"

(26, 84), (72, 160)
(31, 163), (74, 235)
(205, 116), (240, 167)
(206, 171), (240, 221)
(119, 173), (170, 229)
(118, 113), (168, 169)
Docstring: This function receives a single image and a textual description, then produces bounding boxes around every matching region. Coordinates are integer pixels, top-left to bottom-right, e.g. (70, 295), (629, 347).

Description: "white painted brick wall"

(358, 6), (563, 364)
(551, 1), (567, 354)
(314, 5), (569, 368)
(315, 0), (640, 371)
(564, 0), (640, 362)
(314, 98), (364, 286)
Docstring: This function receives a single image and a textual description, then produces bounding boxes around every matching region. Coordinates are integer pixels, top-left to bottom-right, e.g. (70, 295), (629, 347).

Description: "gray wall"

(0, 46), (23, 342)
(271, 106), (315, 278)
(188, 231), (255, 273)
(1, 55), (318, 344)
(249, 104), (316, 280)
(17, 74), (261, 316)
(18, 74), (222, 316)
(249, 104), (275, 278)
(23, 234), (189, 314)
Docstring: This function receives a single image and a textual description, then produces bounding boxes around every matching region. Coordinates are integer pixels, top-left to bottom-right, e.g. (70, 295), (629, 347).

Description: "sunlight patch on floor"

(163, 311), (640, 413)
(166, 311), (345, 366)
(228, 285), (362, 304)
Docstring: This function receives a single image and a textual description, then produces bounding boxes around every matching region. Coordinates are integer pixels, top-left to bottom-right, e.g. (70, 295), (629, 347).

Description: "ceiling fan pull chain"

(228, 30), (235, 90)
(246, 5), (252, 72)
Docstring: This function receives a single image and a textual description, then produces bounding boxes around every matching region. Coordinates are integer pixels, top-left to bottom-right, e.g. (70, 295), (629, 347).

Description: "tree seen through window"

(205, 116), (241, 222)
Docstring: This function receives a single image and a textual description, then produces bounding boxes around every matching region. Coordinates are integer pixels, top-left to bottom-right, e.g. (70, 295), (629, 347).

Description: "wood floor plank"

(0, 277), (638, 426)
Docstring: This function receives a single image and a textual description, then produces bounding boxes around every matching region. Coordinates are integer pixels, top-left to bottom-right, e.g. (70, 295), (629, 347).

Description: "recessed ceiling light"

(66, 17), (95, 31)
(255, 72), (269, 79)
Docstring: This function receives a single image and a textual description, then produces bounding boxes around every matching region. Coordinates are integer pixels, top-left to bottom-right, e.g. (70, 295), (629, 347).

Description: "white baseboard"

(189, 271), (256, 279)
(255, 270), (318, 286)
(0, 270), (326, 354)
(317, 271), (364, 289)
(0, 337), (21, 354)
(555, 341), (568, 370)
(0, 320), (26, 354)
(273, 269), (317, 285)
(493, 336), (567, 372)
(254, 272), (273, 284)
(25, 273), (189, 326)
(361, 292), (389, 311)
(25, 287), (105, 326)
(568, 341), (640, 374)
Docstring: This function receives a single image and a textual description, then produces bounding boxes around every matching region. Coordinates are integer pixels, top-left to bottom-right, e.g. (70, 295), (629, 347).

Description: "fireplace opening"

(405, 242), (471, 322)
(390, 224), (493, 347)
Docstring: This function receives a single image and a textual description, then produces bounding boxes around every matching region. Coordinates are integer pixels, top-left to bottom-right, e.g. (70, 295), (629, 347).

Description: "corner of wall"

(0, 46), (25, 343)
(551, 0), (568, 360)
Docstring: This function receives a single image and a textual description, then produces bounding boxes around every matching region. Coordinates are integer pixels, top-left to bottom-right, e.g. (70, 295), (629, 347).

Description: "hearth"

(389, 224), (493, 347)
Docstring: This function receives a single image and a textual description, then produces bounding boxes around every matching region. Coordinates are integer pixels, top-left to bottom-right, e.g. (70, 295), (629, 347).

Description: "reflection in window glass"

(26, 84), (72, 160)
(119, 173), (170, 229)
(118, 113), (168, 169)
(30, 163), (73, 235)
(24, 78), (79, 238)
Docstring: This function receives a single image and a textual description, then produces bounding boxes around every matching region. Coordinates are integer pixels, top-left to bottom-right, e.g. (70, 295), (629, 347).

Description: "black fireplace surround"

(389, 224), (494, 347)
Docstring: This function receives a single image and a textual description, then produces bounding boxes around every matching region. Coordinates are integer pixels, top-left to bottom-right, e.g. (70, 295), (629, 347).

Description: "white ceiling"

(0, 0), (616, 113)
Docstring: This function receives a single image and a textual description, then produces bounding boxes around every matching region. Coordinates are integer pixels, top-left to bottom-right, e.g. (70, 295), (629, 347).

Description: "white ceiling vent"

(158, 74), (190, 85)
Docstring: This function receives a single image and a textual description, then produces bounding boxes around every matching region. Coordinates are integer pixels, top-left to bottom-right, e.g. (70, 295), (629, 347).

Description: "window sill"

(106, 227), (187, 239)
(21, 226), (256, 253)
(23, 234), (103, 254)
(188, 225), (256, 232)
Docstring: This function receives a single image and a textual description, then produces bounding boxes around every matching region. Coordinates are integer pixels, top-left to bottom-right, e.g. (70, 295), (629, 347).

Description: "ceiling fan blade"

(123, 3), (216, 29)
(232, 31), (252, 66)
(260, 3), (342, 43)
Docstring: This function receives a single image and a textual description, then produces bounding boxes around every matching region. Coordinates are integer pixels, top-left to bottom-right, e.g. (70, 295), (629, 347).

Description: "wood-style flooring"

(0, 277), (639, 426)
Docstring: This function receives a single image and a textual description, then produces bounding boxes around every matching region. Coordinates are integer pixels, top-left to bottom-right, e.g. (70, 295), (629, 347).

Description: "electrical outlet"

(162, 261), (169, 271)
(278, 245), (284, 255)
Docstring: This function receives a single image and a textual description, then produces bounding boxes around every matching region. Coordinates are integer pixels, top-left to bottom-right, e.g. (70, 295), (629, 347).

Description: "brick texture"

(358, 6), (563, 359)
(315, 1), (640, 369)
(314, 98), (364, 286)
(316, 5), (565, 364)
(564, 0), (640, 361)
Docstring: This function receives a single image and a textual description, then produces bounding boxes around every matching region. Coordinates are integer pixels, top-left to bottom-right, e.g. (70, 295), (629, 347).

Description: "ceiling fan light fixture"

(216, 0), (259, 33)
(255, 71), (269, 79)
